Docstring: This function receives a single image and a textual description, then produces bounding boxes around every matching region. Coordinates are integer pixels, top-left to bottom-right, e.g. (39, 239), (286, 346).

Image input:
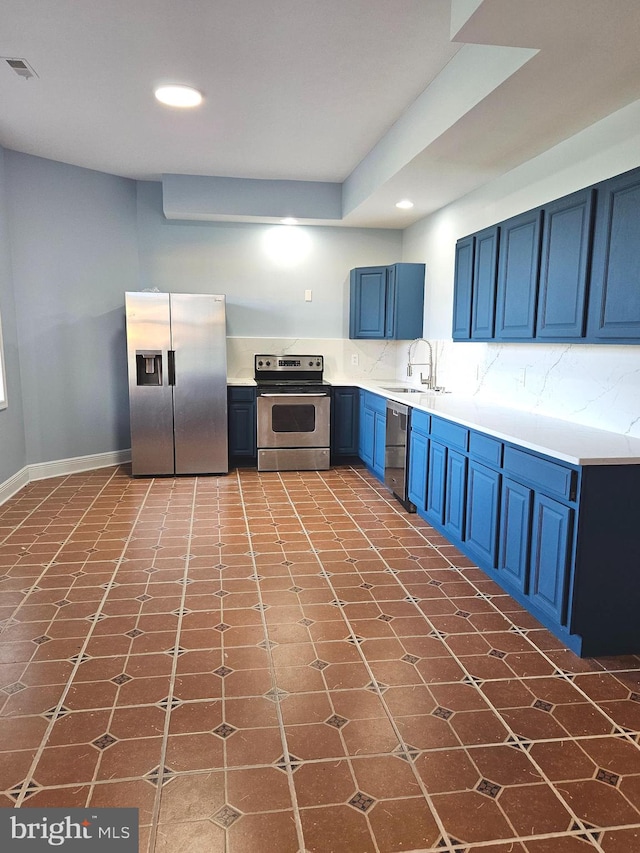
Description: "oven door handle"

(259, 393), (328, 398)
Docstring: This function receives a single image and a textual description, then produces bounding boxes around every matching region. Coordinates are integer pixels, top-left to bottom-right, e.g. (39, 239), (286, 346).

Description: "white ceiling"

(1, 0), (640, 227)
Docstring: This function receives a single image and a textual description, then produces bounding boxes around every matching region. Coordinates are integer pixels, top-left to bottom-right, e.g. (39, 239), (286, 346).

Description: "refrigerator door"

(125, 292), (175, 476)
(170, 293), (229, 474)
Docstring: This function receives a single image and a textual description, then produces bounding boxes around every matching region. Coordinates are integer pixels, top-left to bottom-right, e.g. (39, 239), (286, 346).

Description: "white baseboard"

(0, 466), (30, 506)
(0, 449), (132, 506)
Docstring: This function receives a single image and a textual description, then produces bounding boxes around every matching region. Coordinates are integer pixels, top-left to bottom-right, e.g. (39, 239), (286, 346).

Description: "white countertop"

(228, 376), (640, 466)
(227, 378), (256, 386)
(332, 378), (640, 466)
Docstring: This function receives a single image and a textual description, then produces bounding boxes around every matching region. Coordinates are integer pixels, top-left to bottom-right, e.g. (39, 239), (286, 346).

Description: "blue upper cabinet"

(471, 225), (499, 340)
(350, 266), (387, 338)
(451, 226), (499, 341)
(350, 263), (425, 340)
(451, 236), (474, 340)
(495, 209), (543, 340)
(451, 166), (640, 345)
(536, 188), (594, 340)
(588, 166), (640, 341)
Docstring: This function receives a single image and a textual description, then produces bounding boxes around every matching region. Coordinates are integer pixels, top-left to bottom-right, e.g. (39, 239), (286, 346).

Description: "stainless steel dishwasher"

(385, 400), (416, 513)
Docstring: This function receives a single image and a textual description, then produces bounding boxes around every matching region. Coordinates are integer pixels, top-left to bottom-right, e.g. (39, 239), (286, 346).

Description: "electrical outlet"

(351, 353), (359, 366)
(304, 289), (312, 302)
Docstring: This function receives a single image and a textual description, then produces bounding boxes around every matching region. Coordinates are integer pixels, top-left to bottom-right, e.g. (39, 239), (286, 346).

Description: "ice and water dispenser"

(135, 351), (162, 386)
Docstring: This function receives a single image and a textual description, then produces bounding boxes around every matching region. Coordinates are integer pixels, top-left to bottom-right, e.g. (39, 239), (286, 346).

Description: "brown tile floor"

(1, 464), (640, 852)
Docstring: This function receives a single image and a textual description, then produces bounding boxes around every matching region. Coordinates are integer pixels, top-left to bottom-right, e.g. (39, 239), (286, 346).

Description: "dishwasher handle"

(386, 400), (410, 417)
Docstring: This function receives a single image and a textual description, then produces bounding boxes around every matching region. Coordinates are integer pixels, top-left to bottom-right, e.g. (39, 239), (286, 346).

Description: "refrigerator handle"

(167, 350), (176, 386)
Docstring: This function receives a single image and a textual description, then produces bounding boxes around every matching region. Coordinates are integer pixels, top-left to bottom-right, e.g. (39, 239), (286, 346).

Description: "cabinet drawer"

(228, 386), (256, 402)
(503, 446), (574, 500)
(469, 431), (502, 466)
(365, 391), (387, 415)
(411, 409), (430, 436)
(430, 416), (468, 451)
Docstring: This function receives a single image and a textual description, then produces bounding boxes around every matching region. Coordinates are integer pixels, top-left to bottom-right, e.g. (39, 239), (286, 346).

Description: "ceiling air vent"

(2, 57), (38, 80)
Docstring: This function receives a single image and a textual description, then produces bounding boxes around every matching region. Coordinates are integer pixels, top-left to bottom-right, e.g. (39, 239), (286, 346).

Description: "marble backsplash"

(226, 336), (400, 383)
(227, 336), (640, 439)
(425, 340), (640, 439)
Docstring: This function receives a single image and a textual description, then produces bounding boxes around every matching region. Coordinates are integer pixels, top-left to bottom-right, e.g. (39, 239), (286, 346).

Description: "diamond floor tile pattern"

(1, 463), (640, 852)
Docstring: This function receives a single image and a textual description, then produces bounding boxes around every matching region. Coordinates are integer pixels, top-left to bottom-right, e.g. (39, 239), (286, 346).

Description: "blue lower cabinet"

(444, 449), (467, 541)
(498, 477), (532, 594)
(529, 494), (573, 626)
(465, 460), (500, 567)
(359, 403), (375, 468)
(373, 411), (386, 479)
(426, 441), (446, 524)
(408, 431), (429, 511)
(331, 387), (359, 459)
(227, 387), (256, 463)
(392, 407), (640, 655)
(358, 391), (386, 482)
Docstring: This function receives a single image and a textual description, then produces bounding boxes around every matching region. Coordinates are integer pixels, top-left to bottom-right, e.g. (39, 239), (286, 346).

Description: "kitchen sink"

(381, 386), (425, 394)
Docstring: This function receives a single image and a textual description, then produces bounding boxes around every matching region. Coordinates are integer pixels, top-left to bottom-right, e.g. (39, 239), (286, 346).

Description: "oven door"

(257, 393), (330, 449)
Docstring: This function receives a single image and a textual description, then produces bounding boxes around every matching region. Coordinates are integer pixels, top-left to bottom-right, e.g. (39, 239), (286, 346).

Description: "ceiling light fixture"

(280, 217), (298, 225)
(395, 199), (414, 210)
(154, 84), (203, 108)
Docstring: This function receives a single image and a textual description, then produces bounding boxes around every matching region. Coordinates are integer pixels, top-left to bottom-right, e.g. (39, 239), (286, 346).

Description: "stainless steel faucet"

(407, 338), (434, 389)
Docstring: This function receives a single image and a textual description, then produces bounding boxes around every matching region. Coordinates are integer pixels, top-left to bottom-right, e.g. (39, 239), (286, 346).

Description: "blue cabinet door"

(529, 494), (572, 626)
(444, 449), (467, 541)
(228, 387), (256, 460)
(384, 265), (397, 338)
(452, 236), (474, 340)
(359, 400), (375, 468)
(588, 167), (640, 340)
(426, 441), (446, 524)
(471, 226), (499, 340)
(465, 460), (500, 567)
(495, 209), (543, 340)
(408, 430), (429, 511)
(373, 410), (386, 479)
(350, 264), (425, 340)
(228, 403), (256, 457)
(537, 188), (594, 339)
(350, 267), (387, 339)
(498, 477), (532, 595)
(331, 387), (359, 457)
(390, 263), (426, 340)
(358, 391), (386, 482)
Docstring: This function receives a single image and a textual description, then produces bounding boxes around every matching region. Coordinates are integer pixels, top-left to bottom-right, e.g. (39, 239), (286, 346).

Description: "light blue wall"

(1, 156), (403, 477)
(162, 174), (342, 221)
(5, 152), (139, 466)
(137, 181), (402, 339)
(0, 146), (26, 484)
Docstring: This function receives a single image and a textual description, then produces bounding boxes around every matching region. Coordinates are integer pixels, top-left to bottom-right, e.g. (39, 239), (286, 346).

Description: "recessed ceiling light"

(395, 199), (414, 210)
(154, 85), (203, 108)
(280, 217), (299, 225)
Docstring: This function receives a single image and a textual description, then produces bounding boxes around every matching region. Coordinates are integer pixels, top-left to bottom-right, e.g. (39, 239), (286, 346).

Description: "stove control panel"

(255, 355), (323, 373)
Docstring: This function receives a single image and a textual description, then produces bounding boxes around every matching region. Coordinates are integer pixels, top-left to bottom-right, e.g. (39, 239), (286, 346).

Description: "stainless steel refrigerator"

(125, 292), (228, 476)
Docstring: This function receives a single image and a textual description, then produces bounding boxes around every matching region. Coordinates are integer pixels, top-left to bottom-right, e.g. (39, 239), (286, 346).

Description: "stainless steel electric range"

(254, 354), (330, 471)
